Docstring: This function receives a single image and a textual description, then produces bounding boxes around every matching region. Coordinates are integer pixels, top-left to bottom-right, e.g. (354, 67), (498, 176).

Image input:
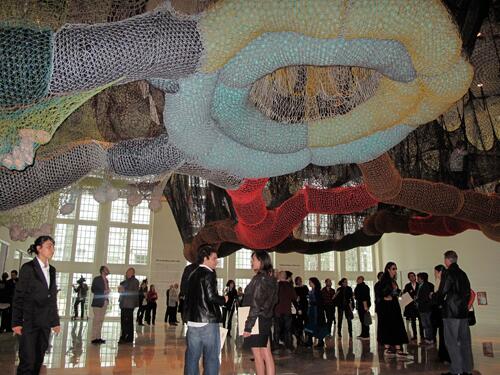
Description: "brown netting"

(0, 0), (151, 29)
(359, 153), (500, 226)
(249, 65), (381, 123)
(95, 81), (165, 142)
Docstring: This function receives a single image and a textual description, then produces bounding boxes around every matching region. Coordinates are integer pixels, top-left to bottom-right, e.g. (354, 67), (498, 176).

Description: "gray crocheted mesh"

(49, 7), (202, 94)
(177, 162), (243, 190)
(107, 134), (185, 176)
(0, 142), (107, 211)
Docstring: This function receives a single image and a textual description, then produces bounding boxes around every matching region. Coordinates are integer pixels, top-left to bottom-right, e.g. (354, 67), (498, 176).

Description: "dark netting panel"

(164, 174), (236, 243)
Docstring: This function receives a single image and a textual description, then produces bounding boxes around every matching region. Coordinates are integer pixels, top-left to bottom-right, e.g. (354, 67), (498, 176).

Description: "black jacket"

(184, 266), (225, 323)
(242, 271), (278, 333)
(415, 281), (434, 313)
(436, 263), (470, 319)
(91, 275), (108, 308)
(403, 281), (419, 318)
(334, 286), (354, 309)
(354, 282), (371, 310)
(12, 259), (60, 330)
(377, 276), (401, 302)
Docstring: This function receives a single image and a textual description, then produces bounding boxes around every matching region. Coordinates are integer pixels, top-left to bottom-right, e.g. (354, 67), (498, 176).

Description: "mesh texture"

(49, 7), (202, 94)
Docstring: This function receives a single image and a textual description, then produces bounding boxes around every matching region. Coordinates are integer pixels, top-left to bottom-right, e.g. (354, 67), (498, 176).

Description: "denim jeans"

(419, 312), (433, 340)
(184, 323), (220, 375)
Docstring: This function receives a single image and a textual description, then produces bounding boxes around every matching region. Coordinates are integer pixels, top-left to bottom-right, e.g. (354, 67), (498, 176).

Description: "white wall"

(379, 231), (500, 325)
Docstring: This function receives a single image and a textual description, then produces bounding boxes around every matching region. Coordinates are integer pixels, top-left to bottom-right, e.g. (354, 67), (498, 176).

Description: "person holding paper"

(242, 251), (278, 375)
(376, 262), (410, 359)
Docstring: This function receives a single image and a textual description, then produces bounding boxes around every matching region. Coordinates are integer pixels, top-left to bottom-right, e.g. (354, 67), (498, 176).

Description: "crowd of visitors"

(2, 235), (476, 375)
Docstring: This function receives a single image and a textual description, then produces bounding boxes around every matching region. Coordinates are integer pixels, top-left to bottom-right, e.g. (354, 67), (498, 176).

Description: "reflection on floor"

(0, 318), (498, 374)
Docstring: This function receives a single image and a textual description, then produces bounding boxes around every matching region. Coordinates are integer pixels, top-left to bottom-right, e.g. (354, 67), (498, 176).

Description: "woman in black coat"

(376, 262), (410, 359)
(304, 277), (328, 348)
(12, 235), (61, 375)
(242, 251), (278, 375)
(334, 278), (354, 338)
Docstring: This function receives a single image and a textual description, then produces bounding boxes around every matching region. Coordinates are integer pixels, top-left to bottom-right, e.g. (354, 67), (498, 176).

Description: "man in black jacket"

(354, 276), (371, 340)
(179, 262), (198, 324)
(90, 265), (110, 344)
(184, 245), (227, 375)
(415, 272), (434, 345)
(436, 250), (473, 375)
(118, 268), (140, 344)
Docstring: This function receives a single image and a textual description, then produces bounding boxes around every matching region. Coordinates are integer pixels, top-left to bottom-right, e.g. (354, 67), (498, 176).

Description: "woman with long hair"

(222, 279), (237, 337)
(242, 251), (278, 375)
(304, 277), (328, 348)
(376, 262), (410, 358)
(12, 235), (61, 374)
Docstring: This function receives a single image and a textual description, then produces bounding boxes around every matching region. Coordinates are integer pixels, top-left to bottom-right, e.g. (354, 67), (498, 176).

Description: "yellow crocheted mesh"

(308, 77), (420, 147)
(406, 57), (474, 127)
(0, 191), (58, 231)
(200, 0), (472, 148)
(342, 0), (461, 76)
(0, 80), (118, 169)
(199, 0), (346, 72)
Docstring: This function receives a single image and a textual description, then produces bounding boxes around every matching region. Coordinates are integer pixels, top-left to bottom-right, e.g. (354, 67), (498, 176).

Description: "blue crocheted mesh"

(0, 23), (53, 108)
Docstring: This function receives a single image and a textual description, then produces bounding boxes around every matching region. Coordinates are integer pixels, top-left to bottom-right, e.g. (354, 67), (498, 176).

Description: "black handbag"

(364, 311), (372, 326)
(345, 306), (354, 320)
(468, 308), (476, 326)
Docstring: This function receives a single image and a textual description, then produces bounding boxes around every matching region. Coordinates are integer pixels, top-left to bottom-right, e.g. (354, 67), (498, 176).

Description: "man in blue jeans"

(184, 245), (228, 375)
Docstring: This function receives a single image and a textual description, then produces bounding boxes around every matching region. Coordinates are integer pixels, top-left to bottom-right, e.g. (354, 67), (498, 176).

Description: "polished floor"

(0, 318), (498, 374)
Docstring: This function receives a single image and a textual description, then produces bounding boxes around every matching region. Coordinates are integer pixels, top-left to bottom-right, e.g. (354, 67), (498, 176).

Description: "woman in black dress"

(222, 279), (237, 337)
(376, 262), (410, 358)
(12, 235), (61, 374)
(304, 277), (328, 348)
(242, 251), (278, 375)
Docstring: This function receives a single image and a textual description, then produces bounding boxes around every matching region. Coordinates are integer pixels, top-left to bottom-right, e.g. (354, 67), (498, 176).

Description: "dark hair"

(285, 271), (293, 279)
(417, 272), (428, 282)
(444, 250), (458, 263)
(309, 277), (321, 290)
(1, 272), (8, 281)
(434, 264), (446, 273)
(377, 271), (383, 280)
(197, 244), (217, 265)
(11, 270), (18, 276)
(383, 262), (397, 280)
(338, 277), (347, 286)
(226, 279), (235, 288)
(99, 265), (108, 274)
(251, 250), (273, 274)
(294, 276), (302, 284)
(407, 272), (416, 278)
(27, 235), (55, 256)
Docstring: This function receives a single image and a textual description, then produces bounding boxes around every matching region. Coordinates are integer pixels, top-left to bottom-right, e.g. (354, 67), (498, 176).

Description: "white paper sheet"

(237, 306), (259, 335)
(399, 292), (414, 309)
